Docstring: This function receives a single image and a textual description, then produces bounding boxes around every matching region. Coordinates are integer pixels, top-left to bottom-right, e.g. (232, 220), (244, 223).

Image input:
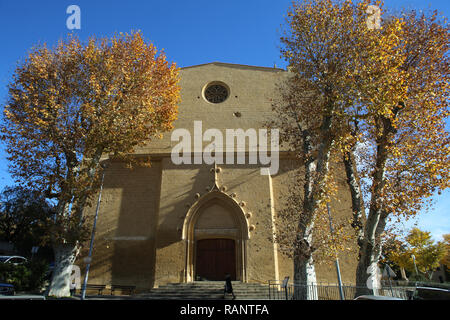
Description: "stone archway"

(182, 190), (249, 282)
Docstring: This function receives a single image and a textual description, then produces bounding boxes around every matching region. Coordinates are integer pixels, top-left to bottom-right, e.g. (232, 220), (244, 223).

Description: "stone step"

(160, 284), (265, 286)
(145, 289), (269, 294)
(136, 296), (270, 300)
(136, 294), (270, 300)
(136, 282), (273, 300)
(156, 285), (268, 290)
(159, 282), (267, 288)
(155, 285), (268, 292)
(139, 291), (269, 296)
(79, 281), (281, 300)
(141, 290), (269, 296)
(157, 286), (268, 291)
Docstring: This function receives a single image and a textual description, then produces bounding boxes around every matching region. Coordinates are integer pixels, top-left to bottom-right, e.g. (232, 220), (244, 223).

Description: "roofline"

(180, 61), (286, 72)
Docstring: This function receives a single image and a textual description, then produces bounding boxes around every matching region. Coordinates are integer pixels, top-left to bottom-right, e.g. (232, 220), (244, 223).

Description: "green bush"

(408, 273), (429, 282)
(0, 260), (48, 292)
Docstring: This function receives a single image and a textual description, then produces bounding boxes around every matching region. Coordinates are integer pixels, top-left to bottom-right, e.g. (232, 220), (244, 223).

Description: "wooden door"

(195, 239), (236, 281)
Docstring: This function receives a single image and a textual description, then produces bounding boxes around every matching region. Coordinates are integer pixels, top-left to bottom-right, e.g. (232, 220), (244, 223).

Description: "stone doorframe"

(181, 190), (250, 282)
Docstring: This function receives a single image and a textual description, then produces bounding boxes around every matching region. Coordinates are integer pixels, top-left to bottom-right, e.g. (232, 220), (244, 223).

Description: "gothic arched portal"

(182, 190), (249, 282)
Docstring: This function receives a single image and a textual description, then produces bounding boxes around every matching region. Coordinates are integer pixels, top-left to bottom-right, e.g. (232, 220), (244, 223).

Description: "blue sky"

(0, 0), (448, 241)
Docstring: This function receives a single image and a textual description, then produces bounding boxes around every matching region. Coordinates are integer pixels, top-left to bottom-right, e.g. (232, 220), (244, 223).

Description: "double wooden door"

(195, 239), (236, 281)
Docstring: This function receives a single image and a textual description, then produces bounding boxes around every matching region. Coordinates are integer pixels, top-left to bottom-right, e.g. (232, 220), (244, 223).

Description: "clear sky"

(0, 0), (448, 241)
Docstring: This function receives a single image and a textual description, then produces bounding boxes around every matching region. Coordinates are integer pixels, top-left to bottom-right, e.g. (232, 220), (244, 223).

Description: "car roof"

(0, 283), (14, 287)
(0, 295), (46, 300)
(416, 287), (450, 292)
(0, 256), (27, 261)
(355, 295), (404, 300)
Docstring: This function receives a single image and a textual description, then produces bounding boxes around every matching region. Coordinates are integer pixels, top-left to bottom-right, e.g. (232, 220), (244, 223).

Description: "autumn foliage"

(384, 229), (447, 280)
(273, 0), (449, 293)
(2, 31), (179, 232)
(1, 31), (180, 296)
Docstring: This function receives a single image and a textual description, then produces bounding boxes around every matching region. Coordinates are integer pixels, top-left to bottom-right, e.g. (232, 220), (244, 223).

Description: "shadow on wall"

(154, 160), (265, 250)
(100, 157), (297, 289)
(155, 161), (212, 250)
(108, 160), (224, 290)
(106, 161), (162, 291)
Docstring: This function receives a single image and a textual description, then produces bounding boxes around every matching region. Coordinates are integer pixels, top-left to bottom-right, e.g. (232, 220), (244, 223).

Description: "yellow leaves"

(385, 228), (447, 275)
(281, 0), (449, 265)
(1, 31), (181, 228)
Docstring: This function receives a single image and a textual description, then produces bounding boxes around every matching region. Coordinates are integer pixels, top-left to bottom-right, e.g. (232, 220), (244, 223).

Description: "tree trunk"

(344, 147), (381, 296)
(48, 243), (79, 297)
(354, 171), (386, 297)
(73, 148), (104, 222)
(290, 110), (333, 300)
(353, 111), (399, 297)
(293, 251), (317, 300)
(293, 223), (318, 300)
(400, 267), (408, 281)
(47, 150), (104, 298)
(343, 148), (365, 247)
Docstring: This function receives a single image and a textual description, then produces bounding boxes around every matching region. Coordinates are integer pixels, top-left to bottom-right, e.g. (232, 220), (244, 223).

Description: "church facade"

(79, 62), (358, 291)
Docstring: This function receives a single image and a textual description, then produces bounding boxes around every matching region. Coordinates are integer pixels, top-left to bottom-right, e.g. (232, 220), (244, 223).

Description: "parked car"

(354, 295), (404, 300)
(0, 283), (14, 296)
(0, 256), (27, 265)
(0, 294), (45, 300)
(411, 287), (450, 300)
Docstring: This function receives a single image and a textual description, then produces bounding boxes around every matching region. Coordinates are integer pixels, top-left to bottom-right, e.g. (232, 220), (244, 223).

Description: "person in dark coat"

(224, 273), (236, 300)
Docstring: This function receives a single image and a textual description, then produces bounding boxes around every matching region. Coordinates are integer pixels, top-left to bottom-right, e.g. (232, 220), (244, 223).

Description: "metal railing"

(268, 280), (413, 300)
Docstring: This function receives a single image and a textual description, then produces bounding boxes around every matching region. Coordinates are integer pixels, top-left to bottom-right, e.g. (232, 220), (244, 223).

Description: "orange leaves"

(276, 0), (449, 267)
(375, 10), (450, 220)
(73, 31), (181, 155)
(1, 31), (180, 236)
(281, 0), (410, 135)
(385, 228), (447, 276)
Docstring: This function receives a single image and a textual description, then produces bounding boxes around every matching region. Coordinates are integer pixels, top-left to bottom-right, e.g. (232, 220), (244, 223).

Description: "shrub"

(408, 273), (429, 282)
(0, 260), (48, 292)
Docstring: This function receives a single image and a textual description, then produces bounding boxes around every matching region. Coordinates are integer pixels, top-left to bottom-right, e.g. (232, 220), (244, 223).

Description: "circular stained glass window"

(204, 82), (229, 104)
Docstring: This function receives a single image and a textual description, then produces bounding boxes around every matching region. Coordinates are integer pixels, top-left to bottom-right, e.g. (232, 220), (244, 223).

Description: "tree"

(0, 186), (53, 254)
(381, 236), (412, 280)
(342, 9), (449, 293)
(272, 154), (354, 269)
(442, 234), (450, 268)
(385, 228), (446, 280)
(407, 228), (446, 280)
(1, 31), (180, 297)
(273, 0), (405, 298)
